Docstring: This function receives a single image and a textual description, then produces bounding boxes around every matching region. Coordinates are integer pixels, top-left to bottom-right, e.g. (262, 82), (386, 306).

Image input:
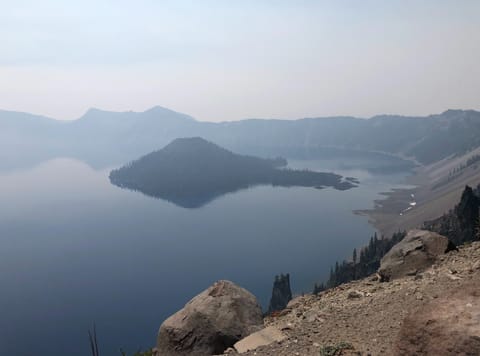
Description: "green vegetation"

(313, 231), (406, 293)
(319, 341), (354, 356)
(88, 325), (100, 356)
(425, 184), (480, 245)
(316, 184), (480, 294)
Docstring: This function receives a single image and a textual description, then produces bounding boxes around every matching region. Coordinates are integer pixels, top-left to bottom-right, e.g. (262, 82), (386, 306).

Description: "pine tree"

(352, 248), (357, 278)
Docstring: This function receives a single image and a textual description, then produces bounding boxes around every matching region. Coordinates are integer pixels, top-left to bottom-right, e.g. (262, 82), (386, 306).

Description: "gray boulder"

(378, 229), (456, 281)
(156, 280), (263, 356)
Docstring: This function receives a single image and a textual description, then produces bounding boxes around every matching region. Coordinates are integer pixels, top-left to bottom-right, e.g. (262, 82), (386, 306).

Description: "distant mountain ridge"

(2, 106), (480, 169)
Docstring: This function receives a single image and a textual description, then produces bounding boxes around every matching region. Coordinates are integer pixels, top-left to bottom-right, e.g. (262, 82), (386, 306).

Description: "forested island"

(109, 137), (356, 208)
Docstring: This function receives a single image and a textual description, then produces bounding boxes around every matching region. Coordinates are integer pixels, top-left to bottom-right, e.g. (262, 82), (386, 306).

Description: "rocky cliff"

(230, 238), (480, 355)
(152, 230), (479, 355)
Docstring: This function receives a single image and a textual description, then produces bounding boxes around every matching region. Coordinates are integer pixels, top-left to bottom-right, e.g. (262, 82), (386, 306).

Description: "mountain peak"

(441, 109), (466, 116)
(144, 105), (171, 113)
(169, 136), (212, 145)
(143, 106), (196, 121)
(163, 137), (225, 153)
(79, 107), (111, 120)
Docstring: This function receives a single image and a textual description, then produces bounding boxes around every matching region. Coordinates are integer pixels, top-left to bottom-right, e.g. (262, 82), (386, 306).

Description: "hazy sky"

(1, 0), (479, 121)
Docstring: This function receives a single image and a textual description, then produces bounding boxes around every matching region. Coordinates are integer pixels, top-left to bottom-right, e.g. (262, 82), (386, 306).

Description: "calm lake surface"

(0, 155), (411, 356)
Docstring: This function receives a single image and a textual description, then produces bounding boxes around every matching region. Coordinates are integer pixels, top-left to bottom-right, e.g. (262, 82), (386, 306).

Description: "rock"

(446, 273), (462, 281)
(303, 309), (319, 322)
(347, 290), (364, 299)
(286, 296), (303, 309)
(267, 273), (292, 313)
(378, 230), (456, 281)
(234, 326), (286, 353)
(156, 280), (263, 356)
(280, 322), (293, 331)
(414, 273), (423, 280)
(472, 260), (480, 270)
(395, 282), (480, 355)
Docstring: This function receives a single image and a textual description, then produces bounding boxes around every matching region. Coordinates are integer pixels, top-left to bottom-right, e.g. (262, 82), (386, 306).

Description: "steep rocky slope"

(224, 240), (480, 355)
(361, 147), (480, 239)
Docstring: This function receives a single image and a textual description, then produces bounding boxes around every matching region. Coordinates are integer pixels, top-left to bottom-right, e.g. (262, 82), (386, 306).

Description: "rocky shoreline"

(357, 151), (480, 238)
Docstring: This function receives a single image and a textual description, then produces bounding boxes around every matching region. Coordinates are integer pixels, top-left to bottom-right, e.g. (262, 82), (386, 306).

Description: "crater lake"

(0, 153), (412, 356)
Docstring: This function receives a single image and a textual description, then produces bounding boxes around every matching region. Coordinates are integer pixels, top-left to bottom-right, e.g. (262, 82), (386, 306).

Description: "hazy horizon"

(3, 104), (479, 123)
(2, 0), (480, 121)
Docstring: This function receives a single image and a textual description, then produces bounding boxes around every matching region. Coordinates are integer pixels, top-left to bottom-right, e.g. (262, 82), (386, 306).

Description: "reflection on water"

(0, 156), (411, 356)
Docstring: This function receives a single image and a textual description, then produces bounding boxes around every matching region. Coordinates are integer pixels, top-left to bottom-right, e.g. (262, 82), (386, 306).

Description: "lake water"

(0, 155), (411, 356)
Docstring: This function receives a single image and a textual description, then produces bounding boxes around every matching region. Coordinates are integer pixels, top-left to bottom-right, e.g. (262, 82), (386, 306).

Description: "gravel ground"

(223, 241), (480, 356)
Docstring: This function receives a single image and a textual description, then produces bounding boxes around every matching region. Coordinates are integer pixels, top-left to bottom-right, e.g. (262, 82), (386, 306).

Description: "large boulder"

(156, 280), (263, 356)
(395, 282), (480, 355)
(378, 229), (456, 281)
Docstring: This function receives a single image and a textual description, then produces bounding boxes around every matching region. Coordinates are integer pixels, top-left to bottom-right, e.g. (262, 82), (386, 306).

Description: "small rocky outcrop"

(156, 280), (263, 356)
(395, 282), (480, 355)
(267, 274), (292, 314)
(378, 229), (456, 281)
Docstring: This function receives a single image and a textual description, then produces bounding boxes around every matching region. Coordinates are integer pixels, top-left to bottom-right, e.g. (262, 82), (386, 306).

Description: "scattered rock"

(303, 309), (319, 322)
(160, 238), (480, 356)
(156, 280), (263, 356)
(378, 230), (456, 281)
(286, 296), (303, 309)
(472, 260), (480, 270)
(347, 290), (364, 299)
(318, 342), (357, 356)
(234, 327), (286, 353)
(280, 322), (293, 331)
(446, 273), (462, 281)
